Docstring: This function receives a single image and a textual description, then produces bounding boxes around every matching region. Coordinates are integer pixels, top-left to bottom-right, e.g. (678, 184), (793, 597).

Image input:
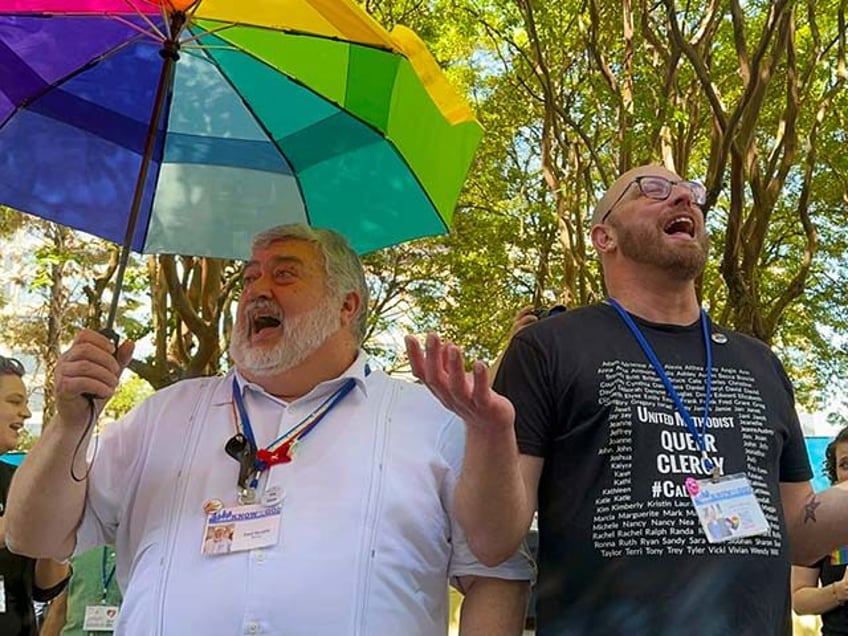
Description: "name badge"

(687, 473), (770, 543)
(83, 605), (120, 631)
(201, 503), (282, 555)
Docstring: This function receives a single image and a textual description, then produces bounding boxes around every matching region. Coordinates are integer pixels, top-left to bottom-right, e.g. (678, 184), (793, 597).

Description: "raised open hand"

(405, 333), (515, 434)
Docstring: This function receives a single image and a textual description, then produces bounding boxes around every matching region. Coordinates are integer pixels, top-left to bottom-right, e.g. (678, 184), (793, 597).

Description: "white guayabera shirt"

(75, 353), (534, 635)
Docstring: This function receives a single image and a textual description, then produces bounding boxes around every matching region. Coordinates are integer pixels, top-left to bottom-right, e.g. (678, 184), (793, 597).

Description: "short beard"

(229, 295), (342, 376)
(614, 220), (709, 281)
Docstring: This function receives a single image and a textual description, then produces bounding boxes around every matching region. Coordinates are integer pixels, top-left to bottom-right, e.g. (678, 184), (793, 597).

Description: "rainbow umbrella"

(0, 0), (482, 327)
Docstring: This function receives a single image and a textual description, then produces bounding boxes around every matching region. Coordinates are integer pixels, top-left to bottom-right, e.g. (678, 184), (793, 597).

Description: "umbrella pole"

(104, 13), (186, 334)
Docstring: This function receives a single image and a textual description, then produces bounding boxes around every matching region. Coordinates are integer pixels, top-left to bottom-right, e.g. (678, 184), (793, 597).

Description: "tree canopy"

(1, 0), (846, 424)
(367, 0), (848, 409)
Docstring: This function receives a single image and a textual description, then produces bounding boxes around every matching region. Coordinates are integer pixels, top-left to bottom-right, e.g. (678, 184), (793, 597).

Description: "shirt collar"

(211, 351), (370, 406)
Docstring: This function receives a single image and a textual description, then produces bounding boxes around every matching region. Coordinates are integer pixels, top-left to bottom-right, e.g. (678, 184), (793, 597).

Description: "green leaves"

(1, 1), (846, 414)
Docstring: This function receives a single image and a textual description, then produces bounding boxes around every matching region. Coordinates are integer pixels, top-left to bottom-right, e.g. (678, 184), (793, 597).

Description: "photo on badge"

(202, 523), (235, 555)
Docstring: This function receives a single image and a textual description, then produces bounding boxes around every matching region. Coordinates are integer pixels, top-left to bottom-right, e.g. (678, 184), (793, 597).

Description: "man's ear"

(339, 291), (361, 327)
(591, 224), (616, 254)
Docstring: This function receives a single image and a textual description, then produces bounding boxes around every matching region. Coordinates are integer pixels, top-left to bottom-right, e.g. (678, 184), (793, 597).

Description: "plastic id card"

(687, 473), (770, 543)
(201, 503), (282, 555)
(83, 605), (120, 631)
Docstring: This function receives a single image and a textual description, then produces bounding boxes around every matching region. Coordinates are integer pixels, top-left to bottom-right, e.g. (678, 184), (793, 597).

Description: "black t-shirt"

(0, 461), (38, 636)
(494, 303), (812, 636)
(817, 552), (848, 634)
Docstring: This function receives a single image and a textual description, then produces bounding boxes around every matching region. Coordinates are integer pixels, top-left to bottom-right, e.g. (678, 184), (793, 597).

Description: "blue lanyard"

(101, 547), (116, 602)
(231, 366), (369, 475)
(608, 299), (718, 476)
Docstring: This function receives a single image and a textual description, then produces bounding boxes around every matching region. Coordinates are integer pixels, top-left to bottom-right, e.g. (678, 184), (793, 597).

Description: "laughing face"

(0, 374), (31, 454)
(229, 239), (344, 377)
(607, 168), (709, 280)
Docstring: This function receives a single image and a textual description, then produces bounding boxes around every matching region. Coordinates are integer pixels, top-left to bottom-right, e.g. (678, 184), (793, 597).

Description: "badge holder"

(201, 502), (283, 556)
(83, 605), (121, 632)
(686, 472), (770, 543)
(83, 548), (120, 631)
(202, 434), (283, 555)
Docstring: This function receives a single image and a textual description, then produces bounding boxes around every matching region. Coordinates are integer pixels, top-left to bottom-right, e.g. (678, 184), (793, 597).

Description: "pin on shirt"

(256, 444), (293, 467)
(203, 499), (224, 515)
(711, 332), (728, 344)
(261, 485), (285, 507)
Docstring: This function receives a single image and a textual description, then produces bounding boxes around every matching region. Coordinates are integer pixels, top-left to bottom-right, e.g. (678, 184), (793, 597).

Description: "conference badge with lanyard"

(610, 299), (769, 544)
(201, 374), (360, 555)
(82, 547), (120, 631)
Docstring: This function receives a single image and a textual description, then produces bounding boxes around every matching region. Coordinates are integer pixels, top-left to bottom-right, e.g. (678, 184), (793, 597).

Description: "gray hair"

(251, 224), (369, 344)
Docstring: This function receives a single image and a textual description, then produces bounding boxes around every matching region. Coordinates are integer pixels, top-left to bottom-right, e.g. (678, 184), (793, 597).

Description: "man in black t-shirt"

(406, 164), (848, 635)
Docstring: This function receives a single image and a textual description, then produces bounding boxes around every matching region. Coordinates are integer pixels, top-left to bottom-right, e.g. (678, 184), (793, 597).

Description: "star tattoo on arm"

(803, 495), (821, 524)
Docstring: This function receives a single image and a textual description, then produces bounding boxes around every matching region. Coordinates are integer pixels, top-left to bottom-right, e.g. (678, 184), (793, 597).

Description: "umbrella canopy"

(0, 0), (483, 261)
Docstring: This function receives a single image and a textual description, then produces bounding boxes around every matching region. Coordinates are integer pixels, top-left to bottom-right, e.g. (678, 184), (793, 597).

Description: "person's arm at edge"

(39, 588), (69, 636)
(456, 575), (529, 636)
(781, 480), (848, 566)
(35, 558), (71, 592)
(6, 416), (90, 560)
(406, 333), (541, 565)
(453, 305), (541, 565)
(5, 330), (133, 560)
(791, 563), (847, 615)
(456, 442), (543, 566)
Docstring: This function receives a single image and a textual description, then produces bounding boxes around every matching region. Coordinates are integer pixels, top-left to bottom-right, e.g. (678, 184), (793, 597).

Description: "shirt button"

(245, 622), (260, 634)
(253, 550), (266, 563)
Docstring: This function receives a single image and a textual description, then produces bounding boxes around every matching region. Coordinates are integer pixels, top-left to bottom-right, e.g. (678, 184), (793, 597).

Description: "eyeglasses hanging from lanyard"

(225, 370), (368, 500)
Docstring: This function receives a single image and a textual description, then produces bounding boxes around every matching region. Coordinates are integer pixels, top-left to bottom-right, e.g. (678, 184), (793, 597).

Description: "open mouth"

(663, 215), (695, 238)
(244, 299), (285, 340)
(252, 315), (281, 333)
(251, 315), (282, 337)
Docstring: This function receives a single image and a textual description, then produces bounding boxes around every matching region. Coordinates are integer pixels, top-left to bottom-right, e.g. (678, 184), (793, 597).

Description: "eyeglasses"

(600, 175), (707, 223)
(0, 355), (25, 377)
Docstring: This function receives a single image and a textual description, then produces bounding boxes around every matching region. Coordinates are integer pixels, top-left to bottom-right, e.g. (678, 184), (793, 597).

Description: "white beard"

(229, 295), (341, 376)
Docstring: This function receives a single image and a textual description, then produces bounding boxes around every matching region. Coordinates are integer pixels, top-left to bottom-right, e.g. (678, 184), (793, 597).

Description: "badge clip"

(702, 452), (721, 481)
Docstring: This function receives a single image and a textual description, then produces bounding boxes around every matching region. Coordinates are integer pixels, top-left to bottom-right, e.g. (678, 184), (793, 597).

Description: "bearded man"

(406, 165), (845, 635)
(5, 225), (533, 636)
